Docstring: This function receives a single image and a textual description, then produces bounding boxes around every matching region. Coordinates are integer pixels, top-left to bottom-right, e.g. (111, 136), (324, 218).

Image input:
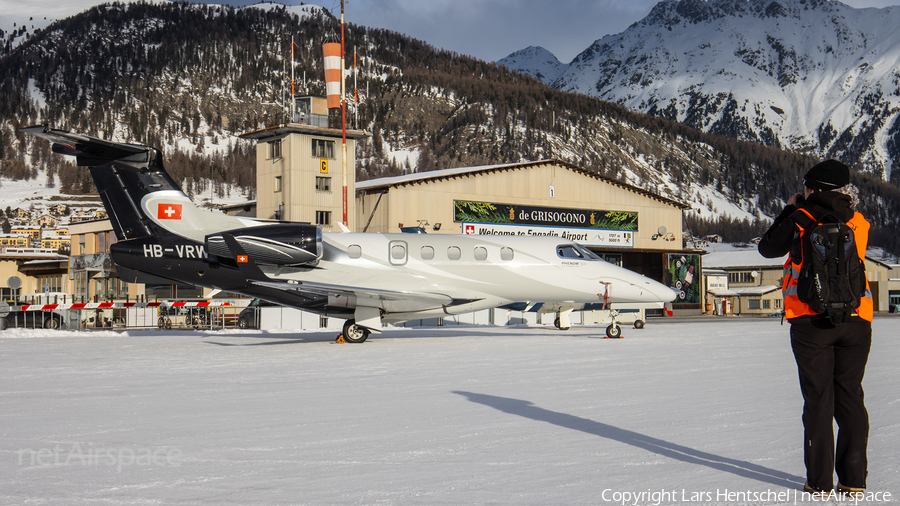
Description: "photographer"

(758, 159), (872, 498)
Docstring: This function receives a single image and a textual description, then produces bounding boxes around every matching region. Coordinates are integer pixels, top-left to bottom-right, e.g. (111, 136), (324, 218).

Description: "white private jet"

(24, 126), (677, 342)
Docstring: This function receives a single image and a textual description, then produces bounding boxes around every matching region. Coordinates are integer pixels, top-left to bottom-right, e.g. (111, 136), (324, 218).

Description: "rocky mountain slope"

(500, 0), (900, 187)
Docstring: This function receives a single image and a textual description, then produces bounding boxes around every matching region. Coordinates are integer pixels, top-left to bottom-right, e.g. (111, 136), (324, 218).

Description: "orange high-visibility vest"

(782, 209), (873, 322)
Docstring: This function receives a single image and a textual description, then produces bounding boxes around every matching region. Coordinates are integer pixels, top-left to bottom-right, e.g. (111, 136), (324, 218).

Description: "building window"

(36, 275), (63, 293)
(728, 272), (754, 284)
(763, 299), (771, 309)
(268, 139), (282, 159)
(312, 139), (335, 158)
(274, 176), (282, 193)
(774, 299), (782, 309)
(315, 177), (331, 192)
(316, 211), (331, 226)
(748, 299), (761, 310)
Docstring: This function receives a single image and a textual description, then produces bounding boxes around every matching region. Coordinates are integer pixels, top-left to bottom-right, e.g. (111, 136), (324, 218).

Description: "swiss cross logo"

(464, 224), (475, 235)
(158, 203), (183, 220)
(237, 255), (248, 263)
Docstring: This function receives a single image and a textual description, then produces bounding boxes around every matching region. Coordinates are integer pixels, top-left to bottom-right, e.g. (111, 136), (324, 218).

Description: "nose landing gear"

(605, 309), (622, 339)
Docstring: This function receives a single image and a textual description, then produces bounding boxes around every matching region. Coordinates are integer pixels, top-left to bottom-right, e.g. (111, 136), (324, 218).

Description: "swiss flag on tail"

(158, 204), (183, 220)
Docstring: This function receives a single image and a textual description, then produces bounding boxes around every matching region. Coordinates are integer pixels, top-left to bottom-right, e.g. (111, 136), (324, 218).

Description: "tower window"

(268, 139), (282, 159)
(312, 139), (334, 158)
(316, 211), (332, 226)
(315, 177), (331, 191)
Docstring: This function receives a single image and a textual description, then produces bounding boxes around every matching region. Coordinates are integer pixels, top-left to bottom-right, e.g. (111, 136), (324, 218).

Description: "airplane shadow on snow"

(201, 331), (339, 346)
(453, 390), (804, 489)
(200, 326), (591, 347)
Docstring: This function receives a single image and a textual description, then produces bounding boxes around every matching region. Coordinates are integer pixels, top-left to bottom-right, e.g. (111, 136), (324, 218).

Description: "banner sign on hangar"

(462, 222), (633, 247)
(455, 200), (637, 248)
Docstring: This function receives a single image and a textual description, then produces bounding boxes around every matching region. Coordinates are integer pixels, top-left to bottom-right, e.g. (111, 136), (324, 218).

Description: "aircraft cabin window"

(474, 246), (487, 261)
(391, 244), (406, 260)
(348, 245), (362, 259)
(447, 246), (461, 260)
(500, 247), (514, 261)
(420, 246), (434, 260)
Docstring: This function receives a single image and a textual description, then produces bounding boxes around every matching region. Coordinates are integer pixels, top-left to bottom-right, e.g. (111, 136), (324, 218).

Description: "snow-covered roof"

(730, 285), (780, 296)
(702, 249), (786, 269)
(707, 288), (740, 296)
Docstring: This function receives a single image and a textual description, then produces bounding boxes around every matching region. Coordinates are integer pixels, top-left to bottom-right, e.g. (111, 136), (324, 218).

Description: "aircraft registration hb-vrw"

(24, 125), (677, 342)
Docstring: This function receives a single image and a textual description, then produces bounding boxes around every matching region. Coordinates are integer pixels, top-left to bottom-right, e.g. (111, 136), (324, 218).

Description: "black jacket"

(758, 190), (854, 260)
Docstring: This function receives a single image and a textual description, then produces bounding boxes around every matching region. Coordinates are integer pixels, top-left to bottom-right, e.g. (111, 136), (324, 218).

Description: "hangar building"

(355, 159), (700, 312)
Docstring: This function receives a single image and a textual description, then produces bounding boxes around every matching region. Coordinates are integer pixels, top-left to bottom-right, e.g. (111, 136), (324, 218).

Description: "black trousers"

(790, 318), (871, 490)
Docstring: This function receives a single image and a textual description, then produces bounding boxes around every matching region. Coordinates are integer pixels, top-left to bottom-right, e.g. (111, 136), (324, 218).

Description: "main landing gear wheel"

(554, 317), (570, 331)
(633, 319), (645, 329)
(342, 320), (370, 343)
(606, 324), (622, 339)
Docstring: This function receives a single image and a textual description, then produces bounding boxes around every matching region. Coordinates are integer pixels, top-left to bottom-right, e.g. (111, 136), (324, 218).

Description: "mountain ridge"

(500, 0), (900, 186)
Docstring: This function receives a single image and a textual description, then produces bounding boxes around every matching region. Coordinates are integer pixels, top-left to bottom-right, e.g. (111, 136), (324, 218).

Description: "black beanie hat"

(804, 159), (850, 190)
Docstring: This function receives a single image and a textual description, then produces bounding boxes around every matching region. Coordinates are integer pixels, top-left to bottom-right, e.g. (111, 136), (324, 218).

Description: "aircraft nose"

(648, 280), (679, 303)
(606, 276), (678, 303)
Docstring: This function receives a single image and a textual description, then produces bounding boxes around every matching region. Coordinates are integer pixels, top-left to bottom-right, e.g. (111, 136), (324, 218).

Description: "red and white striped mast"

(340, 0), (348, 226)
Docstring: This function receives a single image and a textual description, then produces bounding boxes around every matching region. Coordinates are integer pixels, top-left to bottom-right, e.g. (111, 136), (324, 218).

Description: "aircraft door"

(389, 240), (408, 266)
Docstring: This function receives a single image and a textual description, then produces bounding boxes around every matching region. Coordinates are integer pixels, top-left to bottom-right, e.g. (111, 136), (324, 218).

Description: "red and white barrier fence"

(4, 300), (235, 313)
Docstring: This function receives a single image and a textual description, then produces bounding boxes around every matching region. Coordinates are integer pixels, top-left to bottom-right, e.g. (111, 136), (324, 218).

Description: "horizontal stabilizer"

(22, 125), (150, 166)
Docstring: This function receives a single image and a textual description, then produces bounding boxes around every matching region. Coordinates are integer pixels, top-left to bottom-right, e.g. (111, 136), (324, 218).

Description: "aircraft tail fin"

(23, 126), (198, 241)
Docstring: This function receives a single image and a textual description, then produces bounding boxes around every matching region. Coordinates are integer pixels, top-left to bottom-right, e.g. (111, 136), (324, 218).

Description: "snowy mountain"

(499, 0), (900, 185)
(495, 46), (564, 85)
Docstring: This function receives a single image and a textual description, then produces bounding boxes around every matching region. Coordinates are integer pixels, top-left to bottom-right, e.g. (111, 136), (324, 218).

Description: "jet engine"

(206, 224), (322, 266)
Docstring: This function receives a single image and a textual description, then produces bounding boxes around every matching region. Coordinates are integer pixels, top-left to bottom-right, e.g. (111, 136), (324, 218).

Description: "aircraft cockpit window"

(576, 244), (603, 260)
(474, 246), (487, 261)
(420, 246), (434, 260)
(348, 244), (362, 259)
(447, 246), (461, 260)
(557, 244), (605, 261)
(500, 247), (514, 261)
(557, 245), (584, 259)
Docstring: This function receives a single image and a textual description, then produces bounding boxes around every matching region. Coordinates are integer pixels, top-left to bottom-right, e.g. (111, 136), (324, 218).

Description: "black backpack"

(792, 210), (866, 324)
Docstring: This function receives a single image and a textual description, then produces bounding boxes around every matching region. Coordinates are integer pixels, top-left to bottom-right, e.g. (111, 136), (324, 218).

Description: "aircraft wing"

(21, 125), (150, 166)
(250, 279), (454, 313)
(221, 231), (458, 313)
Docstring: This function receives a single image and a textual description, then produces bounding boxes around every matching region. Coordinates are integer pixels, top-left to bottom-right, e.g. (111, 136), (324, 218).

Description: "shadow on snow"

(453, 390), (803, 489)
